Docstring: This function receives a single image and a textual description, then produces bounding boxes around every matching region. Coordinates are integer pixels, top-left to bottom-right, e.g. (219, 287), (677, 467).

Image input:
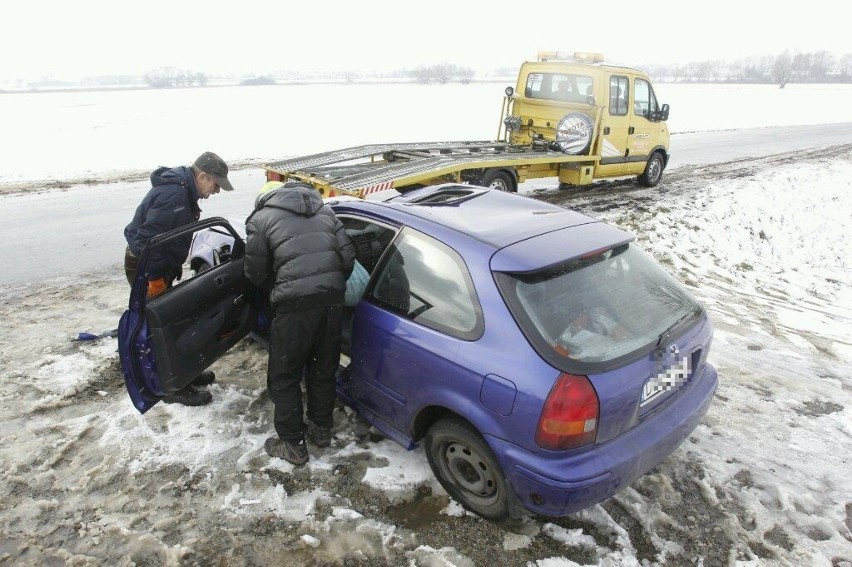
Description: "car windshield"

(495, 245), (702, 365)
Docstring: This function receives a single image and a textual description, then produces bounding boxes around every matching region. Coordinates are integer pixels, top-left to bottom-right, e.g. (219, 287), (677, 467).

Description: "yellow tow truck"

(264, 51), (671, 197)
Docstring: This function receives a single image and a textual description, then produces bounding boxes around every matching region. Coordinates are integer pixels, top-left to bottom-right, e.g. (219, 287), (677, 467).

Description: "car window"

(187, 227), (238, 280)
(340, 215), (397, 274)
(633, 78), (658, 118)
(525, 72), (594, 103)
(495, 244), (702, 365)
(369, 228), (483, 340)
(609, 76), (629, 116)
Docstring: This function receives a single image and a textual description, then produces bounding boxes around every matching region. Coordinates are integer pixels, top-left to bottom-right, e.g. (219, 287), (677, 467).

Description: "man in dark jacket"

(244, 181), (356, 465)
(124, 151), (234, 406)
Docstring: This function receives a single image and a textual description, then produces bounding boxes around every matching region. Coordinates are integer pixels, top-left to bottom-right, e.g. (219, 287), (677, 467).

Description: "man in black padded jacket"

(244, 181), (355, 465)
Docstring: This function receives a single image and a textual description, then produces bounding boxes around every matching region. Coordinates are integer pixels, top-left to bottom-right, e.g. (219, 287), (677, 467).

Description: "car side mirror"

(654, 103), (670, 122)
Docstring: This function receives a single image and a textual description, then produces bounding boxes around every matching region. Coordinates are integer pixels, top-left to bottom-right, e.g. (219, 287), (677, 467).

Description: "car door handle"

(629, 126), (635, 134)
(603, 127), (610, 135)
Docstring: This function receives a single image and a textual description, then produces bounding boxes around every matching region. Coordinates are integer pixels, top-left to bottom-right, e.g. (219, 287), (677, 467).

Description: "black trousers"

(125, 246), (174, 290)
(124, 246), (139, 286)
(268, 305), (342, 441)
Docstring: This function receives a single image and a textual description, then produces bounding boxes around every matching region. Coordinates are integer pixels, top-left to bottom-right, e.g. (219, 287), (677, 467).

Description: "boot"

(163, 385), (212, 406)
(265, 437), (309, 466)
(305, 420), (332, 448)
(191, 370), (216, 387)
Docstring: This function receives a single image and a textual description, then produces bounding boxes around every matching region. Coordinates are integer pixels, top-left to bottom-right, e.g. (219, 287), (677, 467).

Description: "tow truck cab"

(501, 51), (670, 187)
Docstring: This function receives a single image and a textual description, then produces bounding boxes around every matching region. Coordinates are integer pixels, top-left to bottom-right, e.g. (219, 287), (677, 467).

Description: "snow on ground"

(0, 146), (851, 566)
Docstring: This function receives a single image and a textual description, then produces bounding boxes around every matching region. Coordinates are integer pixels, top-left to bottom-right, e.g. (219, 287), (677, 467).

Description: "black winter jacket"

(244, 183), (356, 311)
(124, 166), (201, 280)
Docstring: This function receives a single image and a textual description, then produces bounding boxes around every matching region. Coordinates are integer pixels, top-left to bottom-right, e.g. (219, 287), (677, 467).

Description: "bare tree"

(771, 51), (793, 87)
(810, 51), (835, 80)
(411, 64), (475, 85)
(144, 67), (208, 88)
(840, 53), (852, 78)
(457, 67), (475, 84)
(707, 60), (727, 82)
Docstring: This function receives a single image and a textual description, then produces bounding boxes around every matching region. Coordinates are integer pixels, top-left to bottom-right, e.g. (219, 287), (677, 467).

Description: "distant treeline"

(641, 51), (852, 86)
(141, 64), (476, 88)
(143, 67), (208, 88)
(24, 50), (850, 92)
(410, 64), (476, 85)
(222, 65), (478, 87)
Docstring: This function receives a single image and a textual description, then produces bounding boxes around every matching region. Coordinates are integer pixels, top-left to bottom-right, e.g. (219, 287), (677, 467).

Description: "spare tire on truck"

(554, 112), (594, 155)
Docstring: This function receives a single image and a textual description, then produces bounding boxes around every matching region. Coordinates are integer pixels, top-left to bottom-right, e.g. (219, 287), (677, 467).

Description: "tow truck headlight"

(554, 112), (594, 155)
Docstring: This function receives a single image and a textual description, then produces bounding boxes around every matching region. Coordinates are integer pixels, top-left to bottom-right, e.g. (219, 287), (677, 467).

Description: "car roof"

(332, 184), (600, 249)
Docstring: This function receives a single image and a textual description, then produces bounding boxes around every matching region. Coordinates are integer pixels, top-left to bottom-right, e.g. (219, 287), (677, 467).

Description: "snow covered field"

(2, 82), (852, 186)
(0, 82), (850, 565)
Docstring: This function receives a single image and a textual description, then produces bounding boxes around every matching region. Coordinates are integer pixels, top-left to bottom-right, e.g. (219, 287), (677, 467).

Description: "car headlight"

(554, 112), (594, 155)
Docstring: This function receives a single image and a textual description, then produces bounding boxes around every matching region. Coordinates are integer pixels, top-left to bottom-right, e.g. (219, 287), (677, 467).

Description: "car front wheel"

(638, 152), (665, 187)
(425, 417), (510, 520)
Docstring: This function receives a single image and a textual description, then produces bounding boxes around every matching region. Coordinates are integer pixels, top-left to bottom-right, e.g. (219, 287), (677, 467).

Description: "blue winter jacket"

(124, 166), (201, 280)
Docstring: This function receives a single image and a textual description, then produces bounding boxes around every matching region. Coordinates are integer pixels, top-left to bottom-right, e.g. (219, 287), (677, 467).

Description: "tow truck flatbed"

(264, 141), (598, 197)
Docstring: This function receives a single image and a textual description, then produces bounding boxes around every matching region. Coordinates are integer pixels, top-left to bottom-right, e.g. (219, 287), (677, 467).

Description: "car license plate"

(641, 344), (690, 406)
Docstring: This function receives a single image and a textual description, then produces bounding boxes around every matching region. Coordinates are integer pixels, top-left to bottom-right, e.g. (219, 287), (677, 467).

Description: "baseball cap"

(193, 151), (234, 191)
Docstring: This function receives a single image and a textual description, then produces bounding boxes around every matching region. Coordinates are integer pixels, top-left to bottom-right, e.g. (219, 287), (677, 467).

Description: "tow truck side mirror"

(653, 103), (670, 122)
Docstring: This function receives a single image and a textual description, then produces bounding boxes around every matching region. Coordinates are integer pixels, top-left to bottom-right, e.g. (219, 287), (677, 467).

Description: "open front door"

(119, 218), (257, 413)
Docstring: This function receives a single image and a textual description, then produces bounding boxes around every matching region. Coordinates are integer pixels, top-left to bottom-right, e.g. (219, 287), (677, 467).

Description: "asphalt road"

(1, 122), (850, 286)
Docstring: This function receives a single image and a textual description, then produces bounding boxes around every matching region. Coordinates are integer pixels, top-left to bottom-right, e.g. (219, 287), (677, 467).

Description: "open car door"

(118, 218), (257, 413)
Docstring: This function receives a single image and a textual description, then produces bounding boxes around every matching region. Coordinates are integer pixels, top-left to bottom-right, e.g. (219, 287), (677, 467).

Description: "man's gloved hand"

(147, 277), (168, 298)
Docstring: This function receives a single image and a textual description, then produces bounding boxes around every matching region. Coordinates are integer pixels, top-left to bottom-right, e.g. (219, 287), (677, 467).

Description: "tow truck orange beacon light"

(537, 51), (605, 63)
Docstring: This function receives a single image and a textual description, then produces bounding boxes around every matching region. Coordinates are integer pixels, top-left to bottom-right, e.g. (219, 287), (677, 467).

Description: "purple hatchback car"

(119, 184), (717, 520)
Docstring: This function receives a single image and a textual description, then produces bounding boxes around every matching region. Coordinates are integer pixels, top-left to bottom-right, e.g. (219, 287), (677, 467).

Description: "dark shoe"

(192, 370), (216, 387)
(305, 420), (332, 448)
(265, 437), (309, 466)
(163, 386), (213, 406)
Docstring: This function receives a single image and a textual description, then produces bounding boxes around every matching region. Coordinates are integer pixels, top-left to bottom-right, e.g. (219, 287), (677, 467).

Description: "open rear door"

(119, 218), (257, 413)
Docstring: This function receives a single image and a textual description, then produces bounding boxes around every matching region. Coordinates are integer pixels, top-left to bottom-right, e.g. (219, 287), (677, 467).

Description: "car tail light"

(535, 373), (599, 450)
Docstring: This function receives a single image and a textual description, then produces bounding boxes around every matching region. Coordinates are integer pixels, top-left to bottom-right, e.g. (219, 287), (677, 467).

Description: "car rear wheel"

(480, 169), (517, 193)
(638, 152), (665, 187)
(425, 417), (510, 520)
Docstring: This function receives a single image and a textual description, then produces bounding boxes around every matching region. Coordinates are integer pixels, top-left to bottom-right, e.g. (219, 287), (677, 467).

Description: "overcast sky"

(2, 0), (849, 82)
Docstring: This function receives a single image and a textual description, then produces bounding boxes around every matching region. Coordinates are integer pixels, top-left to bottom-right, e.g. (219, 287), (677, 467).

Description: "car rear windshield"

(495, 244), (703, 367)
(525, 72), (594, 103)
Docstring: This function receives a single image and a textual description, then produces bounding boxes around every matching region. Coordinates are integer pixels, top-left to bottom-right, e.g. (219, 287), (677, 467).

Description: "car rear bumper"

(489, 362), (718, 517)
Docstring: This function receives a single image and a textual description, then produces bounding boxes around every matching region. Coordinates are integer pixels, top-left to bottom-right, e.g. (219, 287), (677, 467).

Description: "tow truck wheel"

(638, 152), (665, 187)
(481, 170), (517, 193)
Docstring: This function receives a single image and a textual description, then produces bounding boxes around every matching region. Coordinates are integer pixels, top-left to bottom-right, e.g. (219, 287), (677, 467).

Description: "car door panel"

(119, 217), (256, 413)
(147, 258), (254, 393)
